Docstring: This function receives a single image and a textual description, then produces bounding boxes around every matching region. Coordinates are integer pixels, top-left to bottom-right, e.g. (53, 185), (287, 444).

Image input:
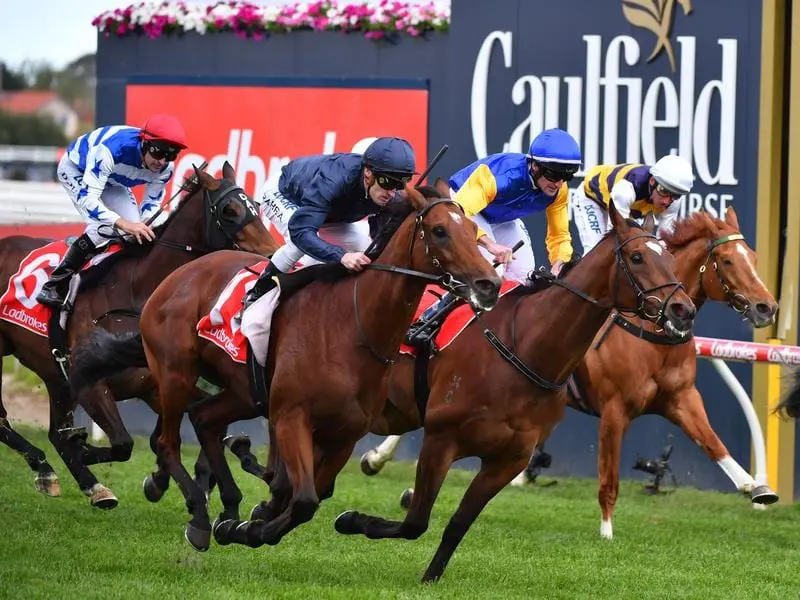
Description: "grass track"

(0, 426), (798, 599)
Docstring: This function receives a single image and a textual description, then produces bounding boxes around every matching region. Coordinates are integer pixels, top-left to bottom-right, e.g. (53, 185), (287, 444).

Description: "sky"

(0, 0), (295, 70)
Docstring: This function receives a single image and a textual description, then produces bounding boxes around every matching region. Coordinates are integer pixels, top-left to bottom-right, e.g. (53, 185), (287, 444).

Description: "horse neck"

(128, 192), (208, 303)
(356, 215), (432, 358)
(668, 238), (709, 313)
(514, 238), (619, 385)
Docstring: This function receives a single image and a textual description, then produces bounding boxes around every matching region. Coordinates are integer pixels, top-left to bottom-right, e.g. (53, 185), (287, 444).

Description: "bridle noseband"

(697, 233), (751, 315)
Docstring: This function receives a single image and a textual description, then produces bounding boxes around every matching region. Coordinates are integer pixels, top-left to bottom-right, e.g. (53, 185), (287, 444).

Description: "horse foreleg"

(335, 431), (457, 541)
(597, 400), (630, 540)
(360, 434), (402, 476)
(421, 453), (531, 583)
(662, 386), (778, 505)
(142, 417), (170, 503)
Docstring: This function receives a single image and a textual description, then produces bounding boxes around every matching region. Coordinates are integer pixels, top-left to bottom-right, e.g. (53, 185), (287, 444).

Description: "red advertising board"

(125, 84), (429, 200)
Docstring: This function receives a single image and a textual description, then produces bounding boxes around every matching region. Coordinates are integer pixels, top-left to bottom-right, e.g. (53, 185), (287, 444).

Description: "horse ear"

(194, 167), (219, 190)
(641, 211), (656, 234)
(404, 184), (429, 212)
(221, 160), (236, 182)
(724, 205), (740, 231)
(608, 199), (627, 232)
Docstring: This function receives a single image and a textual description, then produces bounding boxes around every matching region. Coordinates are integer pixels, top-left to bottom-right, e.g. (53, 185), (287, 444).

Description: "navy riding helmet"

(362, 137), (416, 177)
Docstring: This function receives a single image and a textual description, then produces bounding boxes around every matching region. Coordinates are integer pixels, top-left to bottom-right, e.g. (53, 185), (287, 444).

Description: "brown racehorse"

(0, 162), (278, 507)
(331, 202), (697, 583)
(69, 184), (502, 551)
(359, 208), (779, 541)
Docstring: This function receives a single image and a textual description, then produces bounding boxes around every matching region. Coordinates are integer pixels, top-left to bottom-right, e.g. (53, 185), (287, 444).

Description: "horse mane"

(659, 212), (720, 249)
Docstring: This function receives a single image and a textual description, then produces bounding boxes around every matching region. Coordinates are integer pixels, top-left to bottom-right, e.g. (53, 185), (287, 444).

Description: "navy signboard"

(435, 0), (763, 487)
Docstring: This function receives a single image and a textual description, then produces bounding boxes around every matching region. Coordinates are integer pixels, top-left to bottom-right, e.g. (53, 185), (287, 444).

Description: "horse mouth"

(468, 288), (500, 312)
(663, 319), (692, 340)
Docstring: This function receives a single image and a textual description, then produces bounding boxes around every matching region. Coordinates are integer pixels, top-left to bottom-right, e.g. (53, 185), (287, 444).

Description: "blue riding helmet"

(528, 128), (582, 173)
(362, 137), (416, 177)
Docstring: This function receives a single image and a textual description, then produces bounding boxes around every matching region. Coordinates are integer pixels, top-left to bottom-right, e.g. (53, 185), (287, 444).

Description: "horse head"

(604, 200), (696, 338)
(154, 161), (278, 257)
(379, 184), (501, 312)
(662, 208), (777, 328)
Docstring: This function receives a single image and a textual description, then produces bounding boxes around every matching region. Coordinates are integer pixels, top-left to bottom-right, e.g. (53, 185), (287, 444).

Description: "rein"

(476, 229), (685, 391)
(353, 199), (467, 365)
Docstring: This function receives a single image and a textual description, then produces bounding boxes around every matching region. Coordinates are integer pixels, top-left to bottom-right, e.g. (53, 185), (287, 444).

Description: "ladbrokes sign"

(458, 0), (759, 226)
(125, 84), (428, 199)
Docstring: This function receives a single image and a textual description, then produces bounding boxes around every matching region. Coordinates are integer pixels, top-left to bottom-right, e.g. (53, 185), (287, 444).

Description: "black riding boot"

(405, 292), (457, 345)
(242, 262), (282, 309)
(35, 234), (98, 308)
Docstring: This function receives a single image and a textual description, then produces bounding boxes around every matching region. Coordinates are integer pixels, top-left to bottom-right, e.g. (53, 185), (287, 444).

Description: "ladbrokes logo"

(622, 0), (694, 72)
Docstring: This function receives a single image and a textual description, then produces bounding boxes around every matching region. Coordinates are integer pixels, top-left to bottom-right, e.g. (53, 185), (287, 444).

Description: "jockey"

(572, 154), (695, 254)
(406, 128), (581, 342)
(36, 114), (187, 308)
(242, 136), (416, 307)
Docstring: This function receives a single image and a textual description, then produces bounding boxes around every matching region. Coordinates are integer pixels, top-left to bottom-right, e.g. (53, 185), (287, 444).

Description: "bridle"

(353, 199), (472, 365)
(696, 233), (751, 315)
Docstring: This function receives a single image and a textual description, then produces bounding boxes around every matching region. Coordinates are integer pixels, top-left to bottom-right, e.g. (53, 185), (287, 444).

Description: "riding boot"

(405, 292), (457, 345)
(242, 262), (282, 310)
(35, 234), (99, 308)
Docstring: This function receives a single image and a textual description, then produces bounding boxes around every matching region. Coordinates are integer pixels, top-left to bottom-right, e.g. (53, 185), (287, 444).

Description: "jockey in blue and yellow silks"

(572, 154), (695, 254)
(405, 128), (581, 344)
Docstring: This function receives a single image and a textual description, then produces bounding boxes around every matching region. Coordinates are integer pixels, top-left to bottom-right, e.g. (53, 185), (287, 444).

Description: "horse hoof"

(34, 473), (61, 497)
(223, 434), (252, 457)
(399, 488), (414, 510)
(142, 475), (166, 503)
(334, 510), (360, 535)
(89, 484), (118, 510)
(750, 485), (779, 505)
(185, 523), (211, 552)
(360, 451), (381, 476)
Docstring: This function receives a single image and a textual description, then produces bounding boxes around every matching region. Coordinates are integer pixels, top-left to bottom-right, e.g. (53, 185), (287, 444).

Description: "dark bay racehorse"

(70, 184), (502, 551)
(332, 202), (696, 582)
(0, 162), (278, 506)
(360, 209), (779, 540)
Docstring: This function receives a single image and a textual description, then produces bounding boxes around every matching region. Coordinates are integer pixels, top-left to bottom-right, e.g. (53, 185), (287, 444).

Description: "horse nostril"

(669, 302), (695, 322)
(755, 302), (776, 317)
(475, 277), (500, 298)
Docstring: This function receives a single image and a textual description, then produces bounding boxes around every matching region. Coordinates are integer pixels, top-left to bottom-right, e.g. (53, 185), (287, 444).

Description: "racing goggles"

(146, 142), (180, 162)
(375, 172), (412, 191)
(654, 183), (683, 199)
(535, 163), (579, 183)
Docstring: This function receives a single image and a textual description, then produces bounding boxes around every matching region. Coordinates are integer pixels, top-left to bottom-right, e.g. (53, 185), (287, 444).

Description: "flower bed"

(92, 1), (451, 40)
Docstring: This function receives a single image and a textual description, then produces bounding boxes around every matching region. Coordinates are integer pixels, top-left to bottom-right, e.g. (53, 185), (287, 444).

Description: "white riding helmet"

(650, 155), (694, 196)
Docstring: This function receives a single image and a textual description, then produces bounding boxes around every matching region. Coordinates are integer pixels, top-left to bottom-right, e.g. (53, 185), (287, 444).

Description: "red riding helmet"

(140, 114), (188, 149)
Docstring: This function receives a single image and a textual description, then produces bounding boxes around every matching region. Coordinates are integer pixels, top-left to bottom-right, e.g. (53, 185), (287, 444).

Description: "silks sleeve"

(451, 164), (497, 240)
(544, 184), (573, 264)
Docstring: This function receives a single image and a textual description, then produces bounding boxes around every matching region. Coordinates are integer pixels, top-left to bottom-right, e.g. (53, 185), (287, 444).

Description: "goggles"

(146, 142), (180, 162)
(654, 183), (683, 199)
(535, 163), (578, 183)
(375, 173), (411, 191)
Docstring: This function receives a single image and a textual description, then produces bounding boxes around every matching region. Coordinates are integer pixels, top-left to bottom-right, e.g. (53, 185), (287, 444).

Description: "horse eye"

(221, 202), (237, 217)
(723, 258), (733, 266)
(631, 252), (643, 264)
(432, 225), (448, 239)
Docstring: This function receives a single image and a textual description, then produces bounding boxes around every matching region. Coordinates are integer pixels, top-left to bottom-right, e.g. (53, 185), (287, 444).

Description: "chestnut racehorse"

(0, 162), (278, 506)
(69, 184), (502, 551)
(331, 202), (696, 582)
(359, 208), (779, 540)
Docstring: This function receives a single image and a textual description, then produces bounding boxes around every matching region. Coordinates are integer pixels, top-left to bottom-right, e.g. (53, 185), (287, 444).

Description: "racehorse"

(0, 162), (278, 507)
(358, 208), (779, 541)
(331, 202), (696, 582)
(69, 184), (502, 551)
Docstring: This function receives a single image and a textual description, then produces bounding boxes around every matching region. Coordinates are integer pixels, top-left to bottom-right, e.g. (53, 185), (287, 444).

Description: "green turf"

(0, 425), (797, 600)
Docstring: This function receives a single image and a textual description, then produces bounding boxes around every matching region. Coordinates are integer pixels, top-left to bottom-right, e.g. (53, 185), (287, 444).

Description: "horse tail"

(774, 368), (800, 419)
(70, 329), (147, 395)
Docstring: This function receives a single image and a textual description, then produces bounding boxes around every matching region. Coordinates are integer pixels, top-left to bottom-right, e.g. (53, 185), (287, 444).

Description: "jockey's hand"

(341, 251), (372, 272)
(551, 260), (565, 277)
(115, 218), (155, 244)
(484, 242), (514, 266)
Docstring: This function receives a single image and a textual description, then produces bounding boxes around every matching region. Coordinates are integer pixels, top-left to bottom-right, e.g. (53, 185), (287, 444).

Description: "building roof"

(0, 90), (59, 114)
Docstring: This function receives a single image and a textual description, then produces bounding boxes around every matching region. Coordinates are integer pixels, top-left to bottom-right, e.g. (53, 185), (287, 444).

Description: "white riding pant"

(56, 155), (140, 247)
(572, 186), (608, 254)
(469, 213), (535, 284)
(258, 179), (371, 272)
